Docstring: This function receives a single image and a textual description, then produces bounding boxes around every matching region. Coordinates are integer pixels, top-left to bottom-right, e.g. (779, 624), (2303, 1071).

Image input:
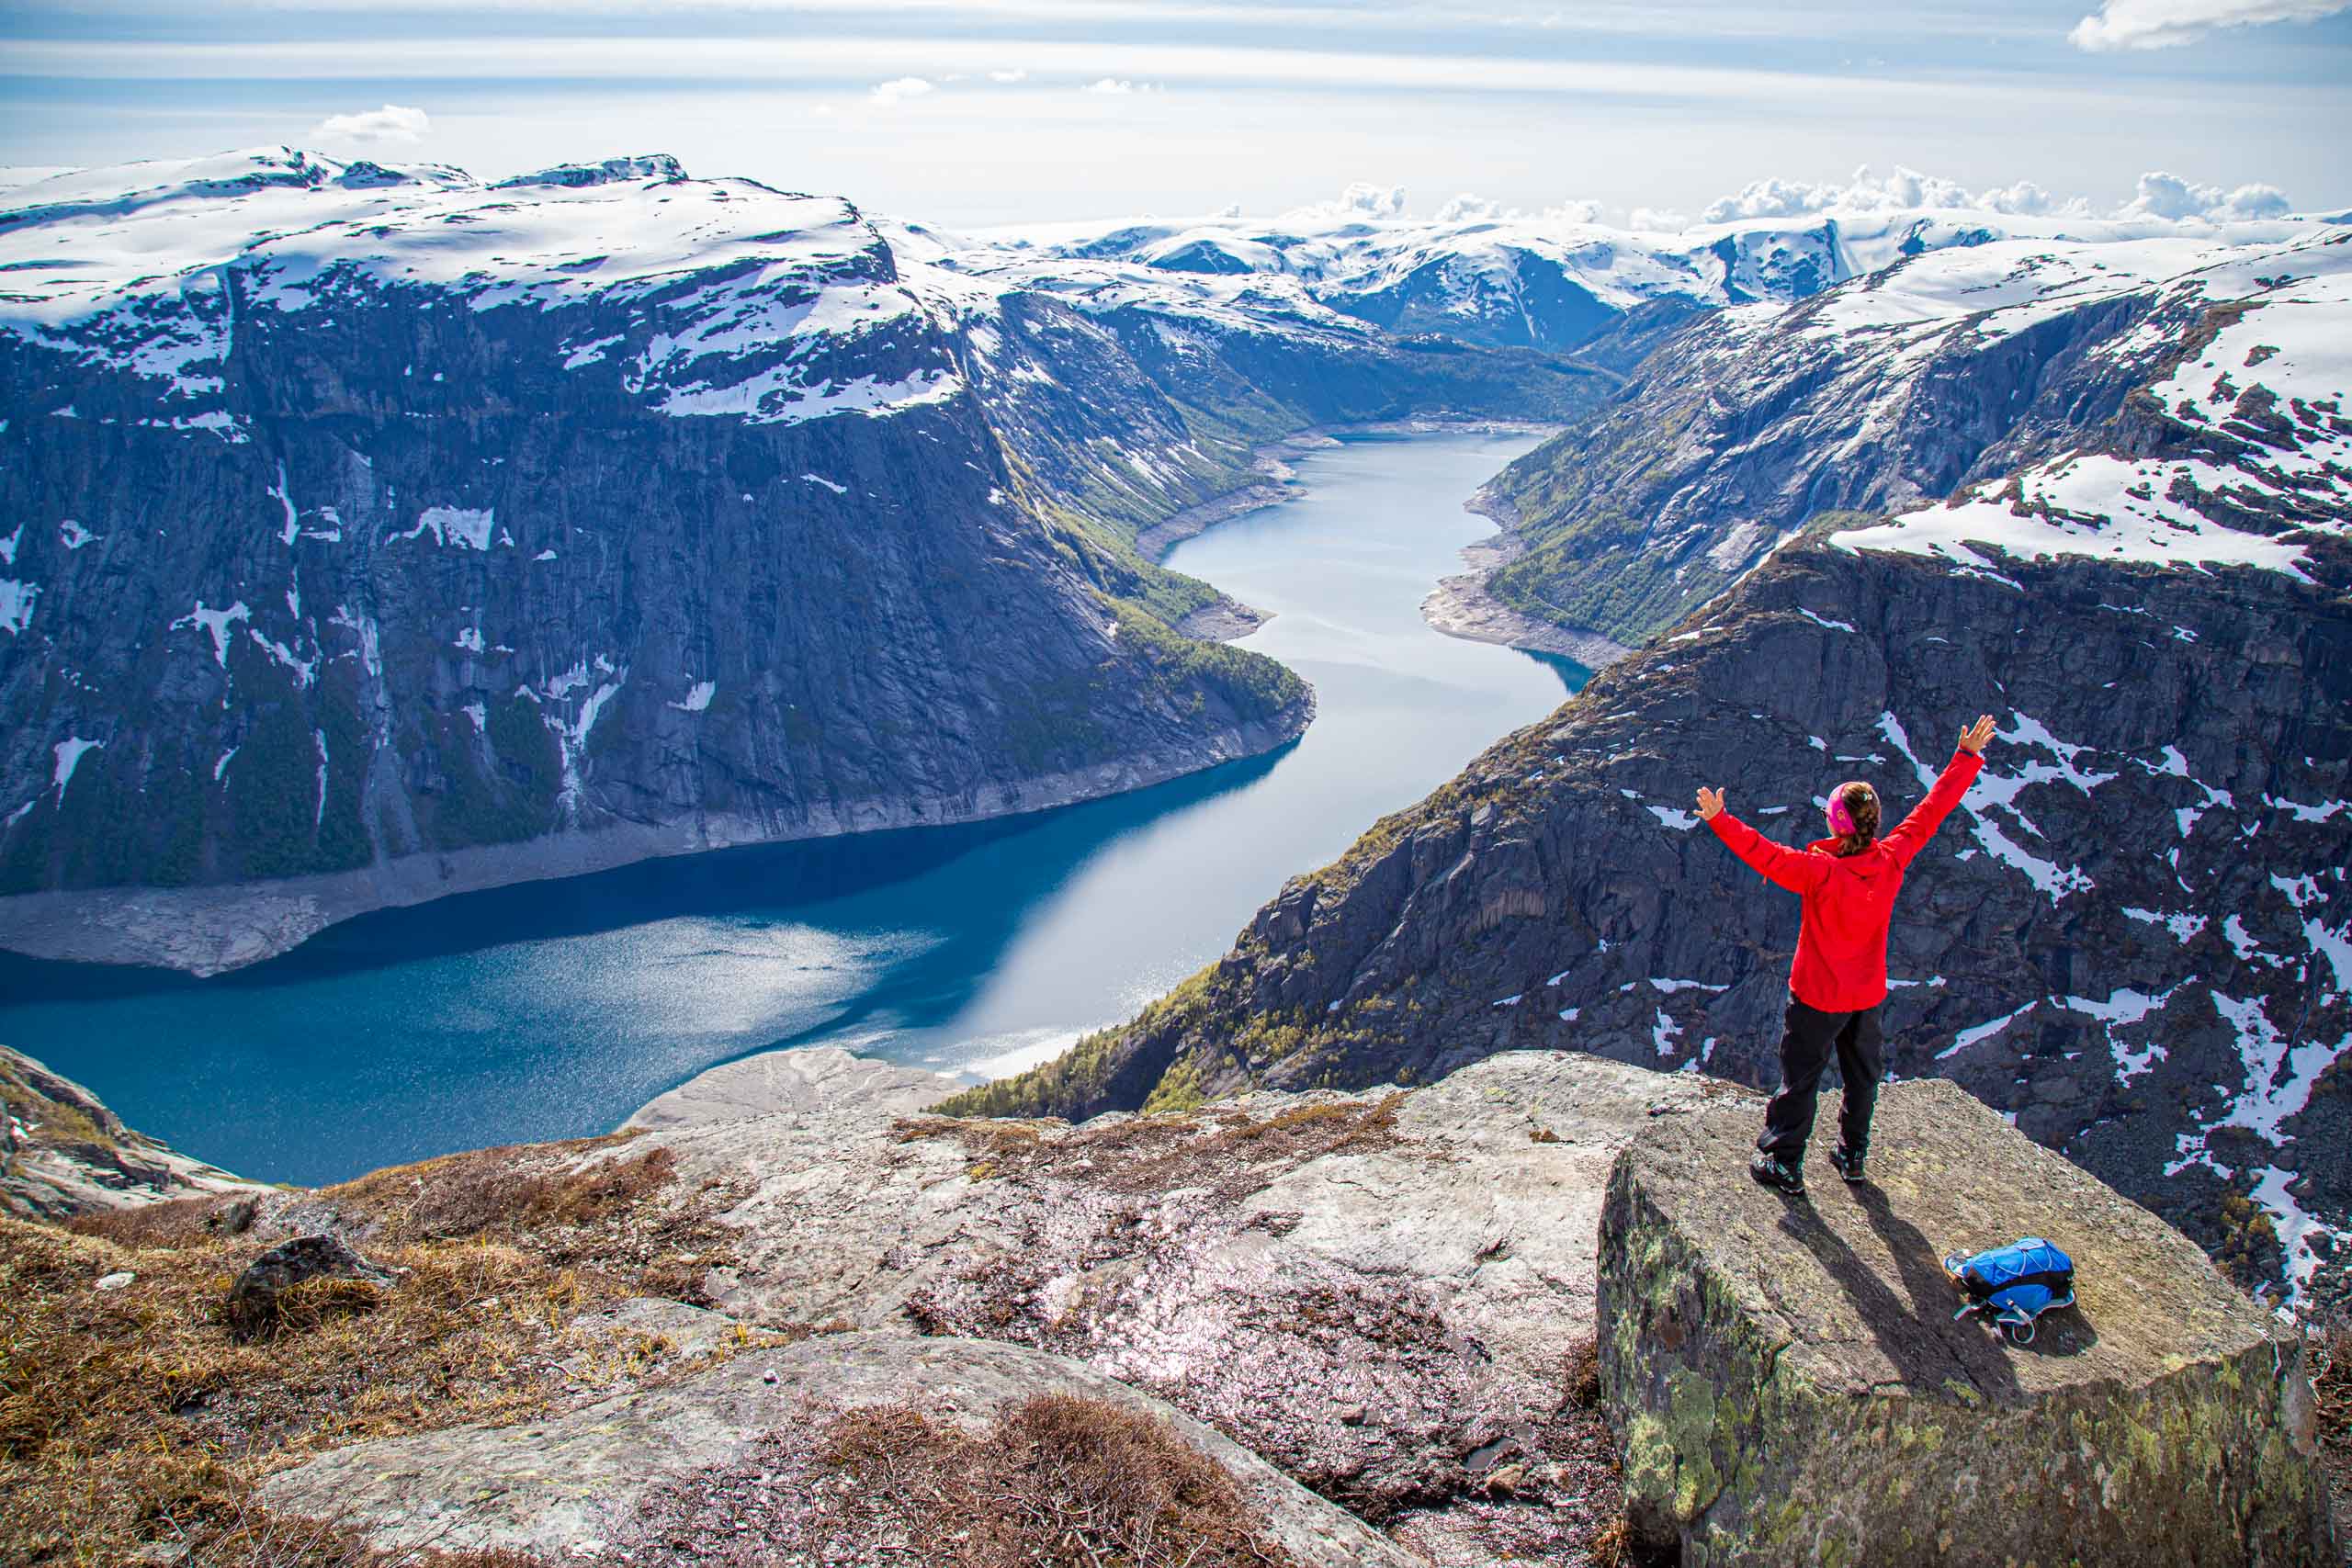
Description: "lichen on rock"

(1597, 1076), (2338, 1566)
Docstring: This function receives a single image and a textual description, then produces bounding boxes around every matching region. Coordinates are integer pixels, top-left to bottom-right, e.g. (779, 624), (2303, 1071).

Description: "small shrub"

(1563, 1334), (1602, 1410)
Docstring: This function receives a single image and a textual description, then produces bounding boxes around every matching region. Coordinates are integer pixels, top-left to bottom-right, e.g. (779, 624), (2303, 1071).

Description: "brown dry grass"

(9, 1136), (752, 1566)
(2314, 1314), (2351, 1540)
(628, 1393), (1307, 1567)
(896, 1091), (1407, 1204)
(1563, 1333), (1602, 1411)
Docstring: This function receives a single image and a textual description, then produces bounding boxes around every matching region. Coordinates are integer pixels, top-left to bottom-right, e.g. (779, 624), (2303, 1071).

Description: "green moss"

(936, 963), (1222, 1119)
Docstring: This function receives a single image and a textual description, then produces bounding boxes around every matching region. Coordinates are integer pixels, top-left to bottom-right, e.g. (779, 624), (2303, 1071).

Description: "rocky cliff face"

(956, 228), (2352, 1308)
(0, 150), (1620, 974)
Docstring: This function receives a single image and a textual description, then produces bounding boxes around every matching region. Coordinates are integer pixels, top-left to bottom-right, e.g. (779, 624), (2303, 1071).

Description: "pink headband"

(1827, 794), (1857, 835)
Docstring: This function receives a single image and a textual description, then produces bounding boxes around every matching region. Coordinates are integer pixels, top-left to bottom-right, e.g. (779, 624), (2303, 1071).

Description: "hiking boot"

(1828, 1143), (1868, 1183)
(1748, 1150), (1805, 1195)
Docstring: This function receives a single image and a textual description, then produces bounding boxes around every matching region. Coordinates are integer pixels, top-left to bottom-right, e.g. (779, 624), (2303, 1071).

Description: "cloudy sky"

(2, 0), (2346, 227)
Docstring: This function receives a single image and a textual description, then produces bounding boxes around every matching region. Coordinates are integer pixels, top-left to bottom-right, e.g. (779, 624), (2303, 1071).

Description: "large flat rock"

(620, 1046), (1733, 1558)
(1598, 1077), (2335, 1566)
(256, 1330), (1419, 1566)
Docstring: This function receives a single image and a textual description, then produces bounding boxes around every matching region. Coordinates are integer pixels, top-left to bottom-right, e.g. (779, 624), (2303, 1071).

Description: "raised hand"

(1696, 785), (1725, 821)
(1958, 714), (1997, 755)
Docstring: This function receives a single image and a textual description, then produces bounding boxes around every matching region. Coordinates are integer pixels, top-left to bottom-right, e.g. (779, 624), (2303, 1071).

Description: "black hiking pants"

(1756, 992), (1884, 1163)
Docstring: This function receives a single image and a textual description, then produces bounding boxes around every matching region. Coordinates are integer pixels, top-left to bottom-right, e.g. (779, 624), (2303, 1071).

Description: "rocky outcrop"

(182, 1045), (1724, 1562)
(0, 1044), (261, 1219)
(1599, 1077), (2335, 1565)
(225, 1232), (394, 1339)
(616, 1048), (1728, 1562)
(257, 1331), (1422, 1566)
(17, 1040), (2345, 1564)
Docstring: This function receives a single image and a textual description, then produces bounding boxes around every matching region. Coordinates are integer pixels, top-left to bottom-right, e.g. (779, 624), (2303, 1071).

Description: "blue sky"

(2, 0), (2346, 226)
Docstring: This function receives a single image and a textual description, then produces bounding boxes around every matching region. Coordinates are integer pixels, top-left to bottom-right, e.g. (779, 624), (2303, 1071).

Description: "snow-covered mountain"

(1476, 225), (2352, 645)
(0, 147), (1600, 971)
(25, 145), (2247, 974)
(955, 225), (2352, 1305)
(961, 199), (2320, 354)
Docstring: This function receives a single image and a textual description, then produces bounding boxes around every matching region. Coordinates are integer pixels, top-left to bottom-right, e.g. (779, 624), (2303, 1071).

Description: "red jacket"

(1706, 747), (1984, 1012)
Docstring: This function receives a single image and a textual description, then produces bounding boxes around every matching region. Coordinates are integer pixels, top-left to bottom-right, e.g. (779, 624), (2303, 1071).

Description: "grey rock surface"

(256, 1330), (1423, 1567)
(1599, 1077), (2336, 1566)
(622, 1046), (1724, 1558)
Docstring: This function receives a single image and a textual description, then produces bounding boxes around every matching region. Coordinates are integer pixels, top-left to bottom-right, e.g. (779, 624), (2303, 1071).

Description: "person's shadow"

(1770, 1180), (2095, 1405)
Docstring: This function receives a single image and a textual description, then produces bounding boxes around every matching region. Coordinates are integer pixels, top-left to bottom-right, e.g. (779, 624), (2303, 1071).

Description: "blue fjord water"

(0, 432), (1584, 1184)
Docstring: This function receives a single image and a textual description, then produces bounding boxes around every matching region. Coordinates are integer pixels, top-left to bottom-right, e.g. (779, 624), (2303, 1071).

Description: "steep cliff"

(953, 229), (2352, 1306)
(0, 150), (1611, 973)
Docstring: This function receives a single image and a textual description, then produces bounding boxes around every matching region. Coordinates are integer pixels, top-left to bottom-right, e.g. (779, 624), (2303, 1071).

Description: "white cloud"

(311, 104), (430, 144)
(1543, 197), (1604, 224)
(988, 68), (1028, 83)
(1701, 164), (1984, 221)
(2122, 169), (2293, 219)
(1211, 201), (1243, 219)
(1290, 182), (1408, 220)
(1435, 193), (1502, 222)
(1695, 163), (2288, 225)
(1628, 206), (1691, 231)
(2069, 0), (2350, 51)
(1973, 179), (2090, 216)
(869, 76), (934, 106)
(1080, 77), (1159, 94)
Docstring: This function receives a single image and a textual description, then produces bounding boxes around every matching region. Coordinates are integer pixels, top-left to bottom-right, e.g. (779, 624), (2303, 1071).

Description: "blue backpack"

(1944, 1236), (2076, 1345)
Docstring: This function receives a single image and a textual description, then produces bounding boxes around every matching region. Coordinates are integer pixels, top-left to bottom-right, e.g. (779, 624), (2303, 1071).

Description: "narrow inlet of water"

(0, 431), (1585, 1183)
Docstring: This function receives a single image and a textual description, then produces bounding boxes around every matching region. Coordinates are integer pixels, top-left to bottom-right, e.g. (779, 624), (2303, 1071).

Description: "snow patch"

(0, 580), (37, 637)
(171, 600), (251, 666)
(52, 738), (103, 797)
(1935, 999), (2037, 1060)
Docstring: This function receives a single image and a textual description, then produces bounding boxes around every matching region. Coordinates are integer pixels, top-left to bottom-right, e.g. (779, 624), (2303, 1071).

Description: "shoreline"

(0, 696), (1313, 978)
(1418, 483), (1635, 669)
(0, 416), (1558, 981)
